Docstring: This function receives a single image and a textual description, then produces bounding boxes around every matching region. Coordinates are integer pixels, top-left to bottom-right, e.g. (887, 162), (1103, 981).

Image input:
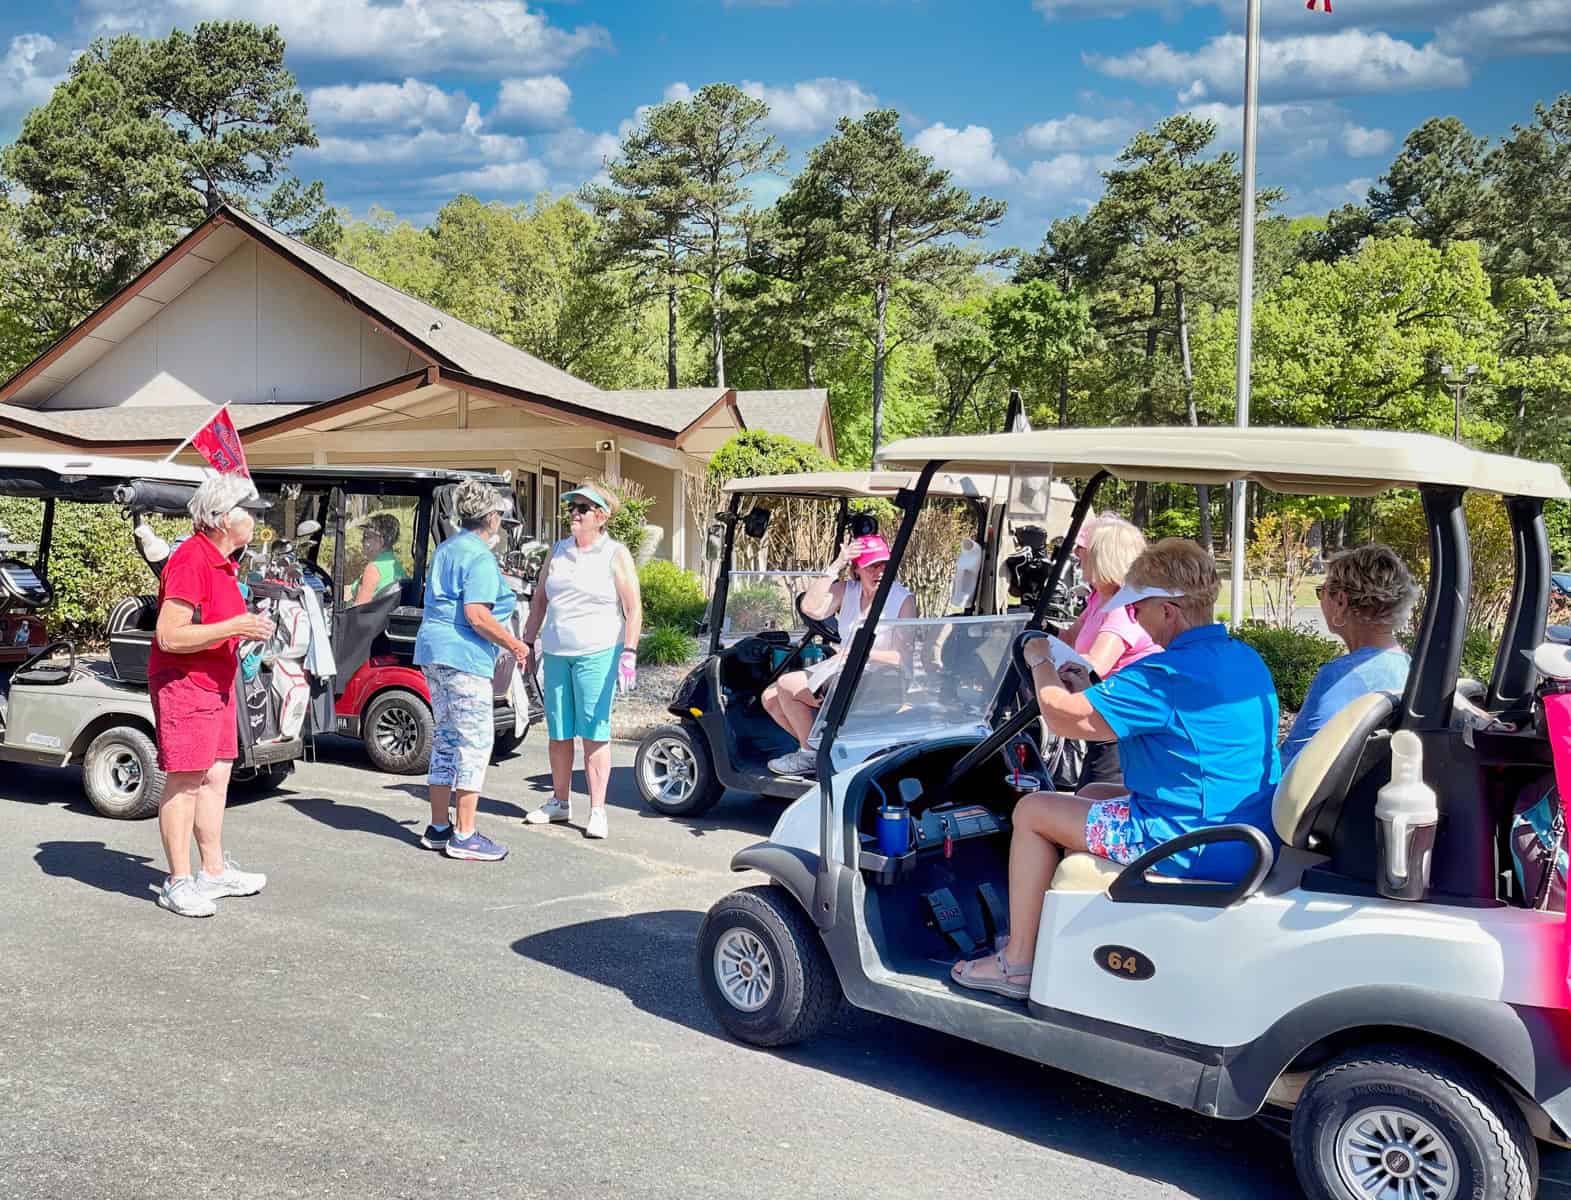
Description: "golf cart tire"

(362, 689), (433, 775)
(232, 762), (295, 794)
(1290, 1045), (1536, 1200)
(82, 726), (164, 820)
(635, 722), (722, 817)
(697, 885), (841, 1048)
(493, 728), (525, 759)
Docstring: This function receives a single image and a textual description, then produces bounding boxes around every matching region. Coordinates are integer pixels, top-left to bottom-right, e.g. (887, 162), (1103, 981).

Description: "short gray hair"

(1326, 543), (1418, 627)
(188, 473), (260, 532)
(454, 478), (505, 529)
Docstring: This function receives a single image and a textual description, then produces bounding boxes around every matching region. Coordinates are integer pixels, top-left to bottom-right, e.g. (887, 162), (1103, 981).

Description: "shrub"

(1459, 626), (1498, 684)
(1233, 620), (1342, 712)
(582, 476), (652, 559)
(725, 582), (792, 631)
(640, 624), (698, 666)
(639, 559), (707, 631)
(706, 429), (834, 482)
(1148, 507), (1199, 541)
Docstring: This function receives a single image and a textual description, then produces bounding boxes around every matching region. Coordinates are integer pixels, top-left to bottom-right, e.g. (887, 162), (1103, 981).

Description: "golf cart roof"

(0, 451), (208, 504)
(722, 470), (1006, 501)
(876, 426), (1571, 501)
(251, 465), (509, 486)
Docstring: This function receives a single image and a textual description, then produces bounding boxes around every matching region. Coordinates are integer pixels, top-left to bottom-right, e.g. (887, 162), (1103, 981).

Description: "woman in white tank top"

(520, 484), (643, 840)
(762, 533), (916, 777)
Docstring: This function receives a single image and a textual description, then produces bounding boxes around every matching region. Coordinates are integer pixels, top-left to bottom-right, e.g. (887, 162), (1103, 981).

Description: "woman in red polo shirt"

(150, 474), (275, 918)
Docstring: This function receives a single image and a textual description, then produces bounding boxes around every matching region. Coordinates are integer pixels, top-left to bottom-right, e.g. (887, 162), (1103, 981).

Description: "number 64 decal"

(1094, 944), (1155, 980)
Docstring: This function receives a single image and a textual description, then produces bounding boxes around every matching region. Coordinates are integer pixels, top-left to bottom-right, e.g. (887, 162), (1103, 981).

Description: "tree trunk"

(803, 345), (816, 391)
(665, 276), (678, 390)
(1175, 283), (1213, 552)
(1058, 363), (1070, 428)
(871, 279), (889, 459)
(711, 275), (726, 388)
(1511, 384), (1527, 455)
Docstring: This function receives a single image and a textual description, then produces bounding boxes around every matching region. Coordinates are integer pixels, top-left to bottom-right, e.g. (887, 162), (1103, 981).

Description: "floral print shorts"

(1084, 795), (1148, 866)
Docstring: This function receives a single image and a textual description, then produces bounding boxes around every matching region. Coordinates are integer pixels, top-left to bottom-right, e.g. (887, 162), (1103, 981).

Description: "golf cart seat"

(107, 594), (159, 684)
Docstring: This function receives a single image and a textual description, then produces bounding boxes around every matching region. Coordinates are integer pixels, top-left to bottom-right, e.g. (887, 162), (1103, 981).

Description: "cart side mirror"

(743, 506), (772, 539)
(704, 523), (724, 563)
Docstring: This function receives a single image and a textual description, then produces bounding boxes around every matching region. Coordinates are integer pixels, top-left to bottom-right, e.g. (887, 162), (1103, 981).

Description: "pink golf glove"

(618, 650), (638, 695)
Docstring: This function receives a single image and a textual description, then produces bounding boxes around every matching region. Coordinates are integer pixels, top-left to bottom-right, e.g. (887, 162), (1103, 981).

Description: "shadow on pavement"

(34, 840), (163, 901)
(511, 908), (1297, 1198)
(520, 764), (780, 840)
(283, 797), (422, 846)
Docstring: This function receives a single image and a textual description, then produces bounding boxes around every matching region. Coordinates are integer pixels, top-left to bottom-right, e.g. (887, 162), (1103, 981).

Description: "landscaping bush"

(1459, 625), (1499, 684)
(725, 582), (793, 631)
(639, 559), (707, 631)
(640, 624), (698, 666)
(582, 476), (652, 559)
(1233, 620), (1342, 712)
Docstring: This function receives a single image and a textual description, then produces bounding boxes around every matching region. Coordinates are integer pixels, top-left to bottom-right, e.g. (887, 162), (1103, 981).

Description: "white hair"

(188, 474), (259, 532)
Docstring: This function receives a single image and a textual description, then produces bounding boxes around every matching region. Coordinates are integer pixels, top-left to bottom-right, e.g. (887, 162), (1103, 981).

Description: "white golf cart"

(634, 469), (1075, 816)
(698, 426), (1571, 1200)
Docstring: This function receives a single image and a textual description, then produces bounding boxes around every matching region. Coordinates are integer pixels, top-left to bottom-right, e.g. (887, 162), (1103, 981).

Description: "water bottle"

(1374, 730), (1440, 901)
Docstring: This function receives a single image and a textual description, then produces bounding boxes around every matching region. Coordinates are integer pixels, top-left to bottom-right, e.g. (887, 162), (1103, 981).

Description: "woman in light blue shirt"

(1281, 543), (1417, 768)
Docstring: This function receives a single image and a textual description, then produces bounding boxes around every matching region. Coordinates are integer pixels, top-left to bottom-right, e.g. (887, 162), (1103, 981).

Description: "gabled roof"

(0, 402), (310, 449)
(735, 389), (834, 456)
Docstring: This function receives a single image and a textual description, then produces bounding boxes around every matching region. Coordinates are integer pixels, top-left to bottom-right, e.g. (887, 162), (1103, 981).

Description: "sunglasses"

(566, 501), (598, 515)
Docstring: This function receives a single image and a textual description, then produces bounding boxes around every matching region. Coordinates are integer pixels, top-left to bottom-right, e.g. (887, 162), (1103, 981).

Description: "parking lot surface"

(4, 736), (1567, 1200)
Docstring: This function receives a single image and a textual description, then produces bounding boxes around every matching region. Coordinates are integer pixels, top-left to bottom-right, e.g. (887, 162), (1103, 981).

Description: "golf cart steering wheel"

(942, 629), (1055, 789)
(794, 591), (840, 645)
(14, 639), (76, 684)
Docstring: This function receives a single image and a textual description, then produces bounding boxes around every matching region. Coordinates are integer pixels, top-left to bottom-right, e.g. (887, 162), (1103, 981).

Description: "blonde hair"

(1126, 538), (1220, 626)
(1326, 543), (1417, 627)
(1083, 518), (1146, 590)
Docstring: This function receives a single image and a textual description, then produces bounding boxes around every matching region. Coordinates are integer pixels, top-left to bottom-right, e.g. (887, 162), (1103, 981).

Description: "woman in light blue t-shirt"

(1281, 543), (1417, 768)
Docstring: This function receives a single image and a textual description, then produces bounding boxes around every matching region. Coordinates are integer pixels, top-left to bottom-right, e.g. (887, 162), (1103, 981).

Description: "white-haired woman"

(149, 473), (276, 918)
(414, 479), (530, 862)
(1280, 543), (1415, 767)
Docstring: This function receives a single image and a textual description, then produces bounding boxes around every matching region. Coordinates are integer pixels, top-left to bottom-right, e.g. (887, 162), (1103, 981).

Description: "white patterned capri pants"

(424, 664), (495, 791)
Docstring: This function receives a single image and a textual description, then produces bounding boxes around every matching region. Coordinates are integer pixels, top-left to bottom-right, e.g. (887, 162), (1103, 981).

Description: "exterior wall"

(48, 243), (421, 410)
(618, 454), (675, 564)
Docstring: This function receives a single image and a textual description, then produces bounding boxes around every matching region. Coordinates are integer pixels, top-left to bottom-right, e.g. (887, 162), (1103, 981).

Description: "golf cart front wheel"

(696, 886), (841, 1047)
(82, 726), (164, 820)
(1291, 1046), (1536, 1200)
(362, 689), (433, 775)
(635, 723), (721, 816)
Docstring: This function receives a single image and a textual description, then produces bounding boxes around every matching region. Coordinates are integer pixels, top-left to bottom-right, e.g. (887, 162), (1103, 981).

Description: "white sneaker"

(194, 856), (267, 899)
(157, 875), (217, 918)
(525, 798), (572, 825)
(585, 808), (608, 840)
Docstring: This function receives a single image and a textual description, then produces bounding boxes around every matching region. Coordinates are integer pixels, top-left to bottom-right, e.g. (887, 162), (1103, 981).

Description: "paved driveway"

(2, 738), (1565, 1199)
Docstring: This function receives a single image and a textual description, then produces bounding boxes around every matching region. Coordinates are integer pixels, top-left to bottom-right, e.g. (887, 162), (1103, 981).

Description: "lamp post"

(1228, 0), (1262, 628)
(1440, 363), (1478, 442)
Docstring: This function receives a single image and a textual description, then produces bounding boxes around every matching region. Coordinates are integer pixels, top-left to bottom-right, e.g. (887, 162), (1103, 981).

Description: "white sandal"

(951, 951), (1032, 1000)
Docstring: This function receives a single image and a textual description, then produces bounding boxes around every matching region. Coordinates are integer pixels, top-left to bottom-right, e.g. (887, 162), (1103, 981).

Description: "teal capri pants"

(542, 644), (622, 742)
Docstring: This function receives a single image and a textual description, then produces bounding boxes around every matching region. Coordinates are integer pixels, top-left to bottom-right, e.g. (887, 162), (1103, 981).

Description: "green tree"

(1485, 95), (1571, 292)
(1368, 116), (1490, 248)
(784, 109), (1007, 457)
(1493, 275), (1571, 457)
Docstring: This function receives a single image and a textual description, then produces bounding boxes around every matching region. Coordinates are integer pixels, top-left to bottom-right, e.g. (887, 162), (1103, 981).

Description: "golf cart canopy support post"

(1030, 470), (1109, 631)
(812, 463), (940, 930)
(1403, 486), (1470, 731)
(704, 493), (745, 657)
(1490, 495), (1550, 717)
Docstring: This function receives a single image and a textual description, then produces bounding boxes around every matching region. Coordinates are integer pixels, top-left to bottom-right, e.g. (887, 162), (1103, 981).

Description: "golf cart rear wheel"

(82, 726), (164, 820)
(635, 723), (721, 817)
(696, 885), (841, 1047)
(1291, 1046), (1536, 1200)
(362, 690), (432, 775)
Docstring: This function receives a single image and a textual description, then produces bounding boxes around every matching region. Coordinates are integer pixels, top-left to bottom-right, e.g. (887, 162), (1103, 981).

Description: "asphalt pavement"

(2, 736), (1565, 1200)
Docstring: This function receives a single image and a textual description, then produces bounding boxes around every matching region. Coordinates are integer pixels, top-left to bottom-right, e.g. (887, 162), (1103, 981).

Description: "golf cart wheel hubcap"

(1334, 1107), (1458, 1200)
(714, 929), (773, 1012)
(105, 748), (143, 795)
(642, 737), (696, 804)
(376, 707), (419, 755)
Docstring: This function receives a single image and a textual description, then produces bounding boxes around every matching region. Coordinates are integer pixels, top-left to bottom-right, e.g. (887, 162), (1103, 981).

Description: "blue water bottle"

(877, 802), (912, 857)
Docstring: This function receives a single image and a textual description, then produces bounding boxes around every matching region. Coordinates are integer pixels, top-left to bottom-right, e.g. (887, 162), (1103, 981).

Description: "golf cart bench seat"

(1050, 691), (1399, 895)
(107, 594), (159, 684)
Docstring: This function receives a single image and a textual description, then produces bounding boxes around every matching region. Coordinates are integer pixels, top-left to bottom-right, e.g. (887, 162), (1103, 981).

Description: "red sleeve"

(159, 547), (208, 613)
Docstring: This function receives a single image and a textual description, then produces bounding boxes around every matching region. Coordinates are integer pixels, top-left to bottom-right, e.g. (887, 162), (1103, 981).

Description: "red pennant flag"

(1306, 0), (1331, 10)
(189, 406), (251, 477)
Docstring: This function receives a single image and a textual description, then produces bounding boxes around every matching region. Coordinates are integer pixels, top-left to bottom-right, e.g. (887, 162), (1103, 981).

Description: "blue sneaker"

(420, 824), (452, 851)
(444, 829), (508, 862)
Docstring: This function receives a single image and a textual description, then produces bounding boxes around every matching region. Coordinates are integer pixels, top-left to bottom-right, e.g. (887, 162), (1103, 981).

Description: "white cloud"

(432, 159), (550, 193)
(1436, 0), (1571, 57)
(542, 127), (620, 173)
(1340, 124), (1395, 158)
(1287, 176), (1374, 216)
(307, 79), (470, 130)
(1022, 153), (1110, 198)
(663, 82), (694, 103)
(494, 75), (572, 130)
(740, 78), (877, 134)
(307, 117), (529, 169)
(1177, 80), (1207, 104)
(77, 0), (610, 75)
(1033, 0), (1198, 18)
(1089, 30), (1468, 101)
(1183, 100), (1394, 162)
(0, 33), (71, 124)
(1021, 113), (1136, 152)
(914, 123), (1016, 187)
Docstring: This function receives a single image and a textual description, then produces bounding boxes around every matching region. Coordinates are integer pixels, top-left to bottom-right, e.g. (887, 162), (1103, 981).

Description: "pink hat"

(850, 534), (892, 569)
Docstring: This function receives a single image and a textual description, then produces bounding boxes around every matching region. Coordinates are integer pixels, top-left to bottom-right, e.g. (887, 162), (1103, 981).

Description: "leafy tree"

(1368, 116), (1490, 248)
(784, 109), (1007, 457)
(1297, 202), (1379, 264)
(1493, 275), (1571, 457)
(1485, 95), (1571, 292)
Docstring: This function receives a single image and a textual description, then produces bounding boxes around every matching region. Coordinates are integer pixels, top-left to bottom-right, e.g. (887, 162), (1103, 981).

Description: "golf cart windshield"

(721, 570), (829, 641)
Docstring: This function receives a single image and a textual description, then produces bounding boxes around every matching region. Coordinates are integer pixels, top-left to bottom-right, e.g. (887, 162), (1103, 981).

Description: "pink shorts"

(150, 671), (238, 773)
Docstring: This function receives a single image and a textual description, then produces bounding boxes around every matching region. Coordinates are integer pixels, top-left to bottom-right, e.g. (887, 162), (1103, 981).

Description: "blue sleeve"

(460, 546), (502, 611)
(1086, 660), (1174, 739)
(1280, 659), (1345, 768)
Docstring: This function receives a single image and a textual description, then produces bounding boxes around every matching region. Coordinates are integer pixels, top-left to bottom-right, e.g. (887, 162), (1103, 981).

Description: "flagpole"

(162, 402), (232, 464)
(1228, 0), (1261, 628)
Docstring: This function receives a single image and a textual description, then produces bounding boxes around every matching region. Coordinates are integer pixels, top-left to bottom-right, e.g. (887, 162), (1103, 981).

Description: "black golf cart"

(633, 469), (1073, 817)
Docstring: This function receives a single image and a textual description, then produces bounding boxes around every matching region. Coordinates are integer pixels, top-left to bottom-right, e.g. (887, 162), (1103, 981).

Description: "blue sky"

(2, 0), (1567, 250)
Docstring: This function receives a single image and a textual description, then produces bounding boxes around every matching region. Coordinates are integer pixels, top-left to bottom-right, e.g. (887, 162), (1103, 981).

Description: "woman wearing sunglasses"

(521, 484), (643, 840)
(953, 538), (1281, 1000)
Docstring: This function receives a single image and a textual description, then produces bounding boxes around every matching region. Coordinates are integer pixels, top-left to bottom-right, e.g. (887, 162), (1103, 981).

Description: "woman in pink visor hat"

(761, 532), (917, 777)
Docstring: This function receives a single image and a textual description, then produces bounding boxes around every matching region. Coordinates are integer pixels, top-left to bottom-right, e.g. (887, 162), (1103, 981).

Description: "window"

(540, 469), (559, 542)
(330, 493), (421, 606)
